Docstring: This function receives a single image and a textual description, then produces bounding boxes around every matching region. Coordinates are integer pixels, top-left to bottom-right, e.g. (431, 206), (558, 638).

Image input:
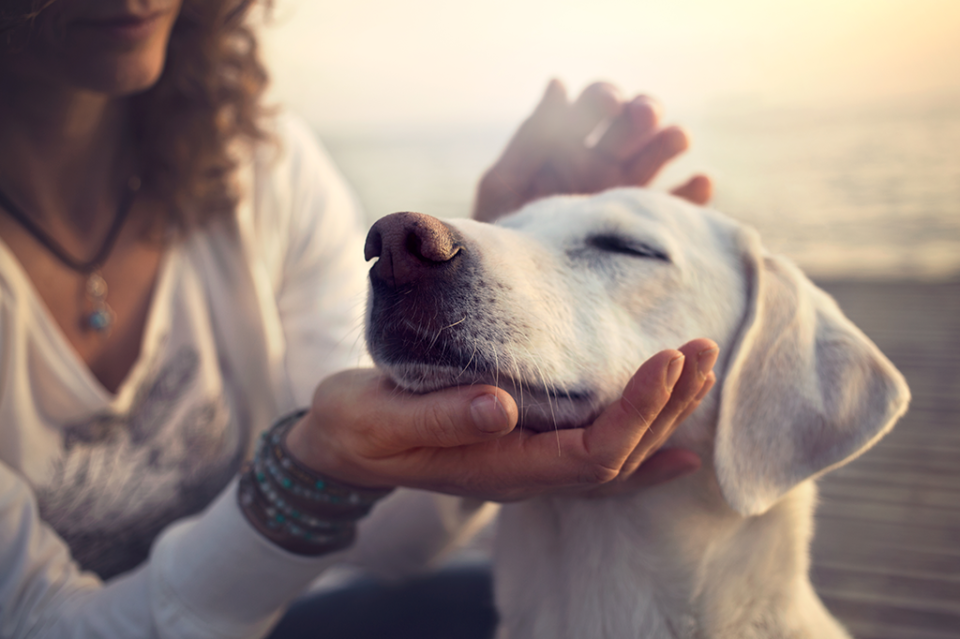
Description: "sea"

(317, 96), (960, 281)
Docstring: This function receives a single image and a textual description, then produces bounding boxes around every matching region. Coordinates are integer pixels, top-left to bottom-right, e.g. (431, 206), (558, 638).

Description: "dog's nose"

(364, 211), (463, 287)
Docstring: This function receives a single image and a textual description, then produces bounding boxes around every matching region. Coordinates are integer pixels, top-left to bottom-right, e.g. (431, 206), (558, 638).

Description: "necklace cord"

(0, 177), (140, 274)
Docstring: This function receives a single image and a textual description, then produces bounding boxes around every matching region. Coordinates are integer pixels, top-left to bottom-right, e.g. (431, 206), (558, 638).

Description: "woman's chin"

(89, 59), (167, 97)
(8, 3), (180, 98)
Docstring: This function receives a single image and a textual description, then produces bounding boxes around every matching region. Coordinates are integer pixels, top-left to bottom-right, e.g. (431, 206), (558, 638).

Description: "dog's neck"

(492, 408), (848, 639)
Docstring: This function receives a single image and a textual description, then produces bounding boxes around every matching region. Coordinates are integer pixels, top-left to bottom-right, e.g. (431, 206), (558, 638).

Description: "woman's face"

(2, 0), (184, 96)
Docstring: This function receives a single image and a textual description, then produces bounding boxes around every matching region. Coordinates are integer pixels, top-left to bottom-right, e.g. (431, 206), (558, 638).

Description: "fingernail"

(543, 78), (566, 104)
(665, 354), (684, 391)
(627, 97), (659, 126)
(662, 126), (690, 154)
(694, 371), (716, 401)
(471, 394), (510, 434)
(697, 347), (719, 378)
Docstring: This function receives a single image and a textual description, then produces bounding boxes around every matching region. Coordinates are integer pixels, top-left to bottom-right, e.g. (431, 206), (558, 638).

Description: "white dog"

(363, 188), (910, 639)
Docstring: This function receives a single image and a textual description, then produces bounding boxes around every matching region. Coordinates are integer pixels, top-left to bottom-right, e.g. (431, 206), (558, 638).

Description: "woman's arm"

(240, 114), (503, 578)
(0, 459), (348, 639)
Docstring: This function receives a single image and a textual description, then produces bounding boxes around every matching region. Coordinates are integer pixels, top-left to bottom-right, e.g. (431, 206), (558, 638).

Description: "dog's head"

(364, 188), (910, 516)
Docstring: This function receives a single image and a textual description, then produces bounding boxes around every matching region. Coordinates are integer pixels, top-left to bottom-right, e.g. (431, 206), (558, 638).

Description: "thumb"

(375, 383), (519, 451)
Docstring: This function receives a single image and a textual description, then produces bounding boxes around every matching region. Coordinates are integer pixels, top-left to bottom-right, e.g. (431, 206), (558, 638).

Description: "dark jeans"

(266, 565), (498, 639)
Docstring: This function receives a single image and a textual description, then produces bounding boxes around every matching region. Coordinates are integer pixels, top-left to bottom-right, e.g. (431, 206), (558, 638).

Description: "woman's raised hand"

(473, 80), (712, 223)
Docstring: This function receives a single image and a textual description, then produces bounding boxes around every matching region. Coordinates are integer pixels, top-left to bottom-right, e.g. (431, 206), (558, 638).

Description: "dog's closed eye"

(586, 234), (670, 261)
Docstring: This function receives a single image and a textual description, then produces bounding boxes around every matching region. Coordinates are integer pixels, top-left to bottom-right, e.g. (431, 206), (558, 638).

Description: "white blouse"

(0, 114), (489, 639)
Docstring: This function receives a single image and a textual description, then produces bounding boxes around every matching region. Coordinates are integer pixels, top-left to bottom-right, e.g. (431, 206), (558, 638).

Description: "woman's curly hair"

(1, 0), (273, 231)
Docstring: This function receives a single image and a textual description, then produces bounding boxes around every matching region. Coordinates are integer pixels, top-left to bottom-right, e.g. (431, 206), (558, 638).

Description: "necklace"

(0, 175), (141, 335)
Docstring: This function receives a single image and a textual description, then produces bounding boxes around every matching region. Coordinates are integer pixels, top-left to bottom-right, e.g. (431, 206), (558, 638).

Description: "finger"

(671, 174), (713, 205)
(624, 125), (690, 186)
(399, 410), (662, 500)
(579, 348), (687, 473)
(486, 79), (568, 184)
(616, 340), (718, 475)
(374, 384), (520, 453)
(593, 95), (662, 161)
(672, 370), (715, 425)
(522, 83), (625, 197)
(587, 448), (701, 498)
(473, 80), (569, 221)
(646, 340), (718, 434)
(567, 81), (624, 144)
(311, 370), (519, 457)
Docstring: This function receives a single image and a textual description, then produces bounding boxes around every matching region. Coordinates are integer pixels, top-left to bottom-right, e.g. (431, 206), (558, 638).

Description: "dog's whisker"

(516, 363), (526, 435)
(619, 393), (651, 432)
(457, 343), (479, 380)
(326, 312), (370, 367)
(493, 347), (500, 394)
(443, 316), (467, 330)
(427, 316), (467, 352)
(527, 355), (562, 455)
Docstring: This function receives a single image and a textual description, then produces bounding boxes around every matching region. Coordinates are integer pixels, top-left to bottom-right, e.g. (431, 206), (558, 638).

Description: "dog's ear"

(714, 230), (910, 517)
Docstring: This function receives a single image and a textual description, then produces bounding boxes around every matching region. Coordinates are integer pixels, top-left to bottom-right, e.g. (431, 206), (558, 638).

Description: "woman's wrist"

(237, 469), (357, 555)
(238, 410), (393, 556)
(283, 409), (396, 491)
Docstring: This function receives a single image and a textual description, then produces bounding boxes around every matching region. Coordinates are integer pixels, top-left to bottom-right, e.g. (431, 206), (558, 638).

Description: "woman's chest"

(0, 243), (254, 577)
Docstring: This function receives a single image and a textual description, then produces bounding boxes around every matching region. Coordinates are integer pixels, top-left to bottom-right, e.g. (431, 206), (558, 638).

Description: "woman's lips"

(73, 12), (167, 43)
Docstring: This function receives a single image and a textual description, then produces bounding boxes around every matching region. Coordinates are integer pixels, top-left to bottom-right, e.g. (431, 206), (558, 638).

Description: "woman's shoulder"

(243, 111), (362, 225)
(252, 111), (348, 198)
(232, 110), (367, 292)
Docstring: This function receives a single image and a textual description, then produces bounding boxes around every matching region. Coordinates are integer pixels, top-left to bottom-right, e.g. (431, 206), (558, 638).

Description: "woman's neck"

(0, 72), (132, 240)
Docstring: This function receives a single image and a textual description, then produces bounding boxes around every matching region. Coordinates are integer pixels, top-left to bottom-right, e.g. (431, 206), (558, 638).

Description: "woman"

(0, 0), (717, 637)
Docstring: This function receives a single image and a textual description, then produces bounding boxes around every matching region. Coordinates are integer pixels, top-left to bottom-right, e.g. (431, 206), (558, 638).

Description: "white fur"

(366, 188), (910, 639)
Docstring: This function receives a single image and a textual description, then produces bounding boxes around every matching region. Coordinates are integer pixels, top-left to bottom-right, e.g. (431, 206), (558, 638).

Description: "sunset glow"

(261, 0), (960, 127)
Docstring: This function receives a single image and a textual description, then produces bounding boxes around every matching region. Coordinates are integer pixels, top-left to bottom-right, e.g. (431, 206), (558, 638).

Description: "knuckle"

(653, 386), (674, 409)
(345, 411), (397, 458)
(478, 168), (503, 192)
(581, 462), (620, 486)
(352, 425), (389, 458)
(479, 167), (496, 184)
(416, 402), (453, 446)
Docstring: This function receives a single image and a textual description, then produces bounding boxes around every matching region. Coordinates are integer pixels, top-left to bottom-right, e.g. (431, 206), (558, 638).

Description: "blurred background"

(259, 1), (960, 637)
(259, 0), (960, 280)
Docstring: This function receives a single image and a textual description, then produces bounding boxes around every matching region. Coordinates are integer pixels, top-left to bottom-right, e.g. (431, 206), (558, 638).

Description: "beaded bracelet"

(263, 410), (391, 508)
(238, 469), (356, 554)
(238, 409), (394, 556)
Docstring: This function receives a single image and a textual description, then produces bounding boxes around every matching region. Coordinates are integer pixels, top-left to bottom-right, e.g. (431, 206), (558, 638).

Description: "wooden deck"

(811, 279), (960, 639)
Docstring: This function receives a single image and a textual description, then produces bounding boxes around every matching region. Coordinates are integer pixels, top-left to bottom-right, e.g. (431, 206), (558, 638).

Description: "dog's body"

(363, 188), (909, 639)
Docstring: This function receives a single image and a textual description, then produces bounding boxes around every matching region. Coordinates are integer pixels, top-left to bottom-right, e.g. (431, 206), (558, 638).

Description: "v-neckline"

(0, 234), (179, 411)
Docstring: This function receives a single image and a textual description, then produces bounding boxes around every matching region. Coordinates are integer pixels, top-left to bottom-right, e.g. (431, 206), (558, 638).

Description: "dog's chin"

(380, 362), (601, 433)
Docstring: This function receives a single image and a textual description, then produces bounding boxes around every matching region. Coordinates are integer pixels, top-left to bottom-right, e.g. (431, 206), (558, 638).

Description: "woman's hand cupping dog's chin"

(283, 339), (718, 503)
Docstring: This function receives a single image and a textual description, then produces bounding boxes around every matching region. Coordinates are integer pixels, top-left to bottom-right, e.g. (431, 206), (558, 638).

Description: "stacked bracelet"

(238, 409), (394, 556)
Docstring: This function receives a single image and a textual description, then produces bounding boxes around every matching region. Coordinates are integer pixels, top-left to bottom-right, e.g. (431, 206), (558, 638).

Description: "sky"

(259, 0), (960, 129)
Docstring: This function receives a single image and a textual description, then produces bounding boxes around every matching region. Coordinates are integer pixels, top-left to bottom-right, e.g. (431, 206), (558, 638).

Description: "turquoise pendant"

(88, 308), (113, 332)
(85, 272), (115, 334)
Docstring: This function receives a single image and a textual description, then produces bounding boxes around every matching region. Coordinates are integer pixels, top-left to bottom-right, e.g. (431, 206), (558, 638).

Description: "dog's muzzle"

(364, 212), (482, 372)
(364, 211), (466, 287)
(363, 211), (600, 427)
